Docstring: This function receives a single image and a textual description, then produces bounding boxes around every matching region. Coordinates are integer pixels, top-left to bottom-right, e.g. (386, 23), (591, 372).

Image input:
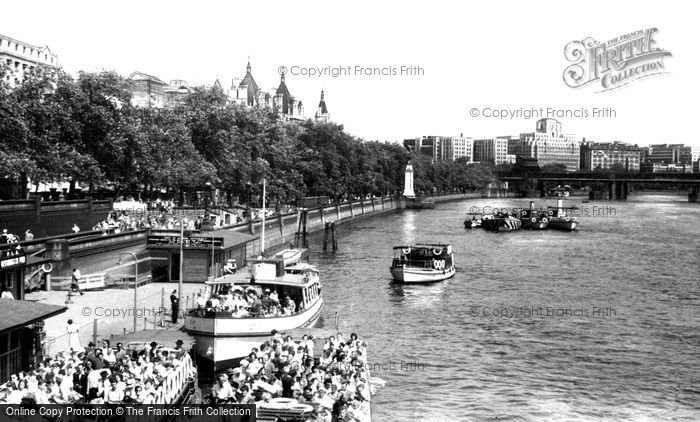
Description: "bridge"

(501, 172), (700, 201)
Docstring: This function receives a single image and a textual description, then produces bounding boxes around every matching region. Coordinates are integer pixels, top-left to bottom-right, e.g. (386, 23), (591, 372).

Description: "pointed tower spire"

(246, 56), (251, 75)
(315, 88), (329, 122)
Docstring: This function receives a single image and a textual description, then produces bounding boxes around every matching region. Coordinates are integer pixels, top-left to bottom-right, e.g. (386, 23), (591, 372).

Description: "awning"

(0, 300), (67, 334)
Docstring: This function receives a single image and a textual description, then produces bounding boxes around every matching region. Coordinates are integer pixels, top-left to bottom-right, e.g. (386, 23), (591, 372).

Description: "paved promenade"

(25, 282), (202, 355)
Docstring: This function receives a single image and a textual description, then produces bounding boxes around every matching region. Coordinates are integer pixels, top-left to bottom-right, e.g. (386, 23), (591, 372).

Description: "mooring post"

(336, 203), (340, 220)
(332, 222), (338, 251)
(303, 210), (309, 248)
(323, 222), (329, 252)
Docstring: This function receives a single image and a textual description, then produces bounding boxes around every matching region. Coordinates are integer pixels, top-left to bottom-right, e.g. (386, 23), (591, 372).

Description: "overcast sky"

(3, 0), (697, 146)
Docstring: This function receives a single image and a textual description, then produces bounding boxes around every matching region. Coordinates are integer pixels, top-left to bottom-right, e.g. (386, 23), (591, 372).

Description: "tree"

(540, 162), (568, 173)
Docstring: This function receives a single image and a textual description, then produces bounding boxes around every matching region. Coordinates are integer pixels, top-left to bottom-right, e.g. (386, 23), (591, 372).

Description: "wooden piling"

(323, 222), (329, 252)
(331, 222), (337, 251)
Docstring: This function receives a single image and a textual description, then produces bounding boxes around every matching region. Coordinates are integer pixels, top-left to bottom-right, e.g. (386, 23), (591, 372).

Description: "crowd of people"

(211, 331), (372, 422)
(190, 286), (299, 319)
(0, 331), (192, 406)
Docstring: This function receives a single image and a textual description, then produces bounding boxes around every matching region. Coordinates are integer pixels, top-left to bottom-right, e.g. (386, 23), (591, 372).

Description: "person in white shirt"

(102, 341), (116, 364)
(196, 293), (206, 309)
(105, 378), (124, 404)
(0, 287), (14, 299)
(212, 375), (235, 403)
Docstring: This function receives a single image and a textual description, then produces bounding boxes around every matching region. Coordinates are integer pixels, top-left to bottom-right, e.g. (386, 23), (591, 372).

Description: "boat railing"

(186, 306), (305, 319)
(392, 258), (443, 269)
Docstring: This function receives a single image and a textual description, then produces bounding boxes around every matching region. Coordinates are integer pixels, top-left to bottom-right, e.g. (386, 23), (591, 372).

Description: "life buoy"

(41, 263), (53, 273)
(402, 247), (411, 255)
(521, 210), (527, 216)
(541, 218), (548, 223)
(548, 210), (554, 216)
(432, 248), (442, 256)
(530, 217), (536, 223)
(564, 217), (571, 222)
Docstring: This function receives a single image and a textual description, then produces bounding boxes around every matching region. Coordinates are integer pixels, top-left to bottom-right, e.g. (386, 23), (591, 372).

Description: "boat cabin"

(192, 257), (321, 319)
(392, 244), (453, 269)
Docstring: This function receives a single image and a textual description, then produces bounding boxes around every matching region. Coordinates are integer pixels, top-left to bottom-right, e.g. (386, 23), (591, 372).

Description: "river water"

(309, 193), (700, 421)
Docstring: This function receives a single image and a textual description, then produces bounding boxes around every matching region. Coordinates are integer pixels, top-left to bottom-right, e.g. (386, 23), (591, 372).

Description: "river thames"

(311, 193), (700, 421)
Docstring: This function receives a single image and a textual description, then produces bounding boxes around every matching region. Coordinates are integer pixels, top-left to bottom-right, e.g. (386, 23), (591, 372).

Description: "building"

(402, 136), (442, 161)
(419, 136), (442, 161)
(473, 137), (511, 165)
(146, 229), (257, 282)
(129, 71), (167, 108)
(315, 89), (330, 123)
(0, 33), (58, 88)
(648, 144), (686, 164)
(403, 136), (474, 162)
(442, 136), (474, 162)
(403, 138), (421, 154)
(680, 146), (700, 165)
(228, 60), (304, 120)
(1, 300), (67, 383)
(640, 162), (693, 173)
(274, 73), (304, 120)
(580, 141), (641, 171)
(163, 79), (193, 107)
(512, 119), (580, 171)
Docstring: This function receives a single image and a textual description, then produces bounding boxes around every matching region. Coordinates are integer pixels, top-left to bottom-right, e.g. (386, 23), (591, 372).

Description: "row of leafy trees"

(0, 66), (497, 205)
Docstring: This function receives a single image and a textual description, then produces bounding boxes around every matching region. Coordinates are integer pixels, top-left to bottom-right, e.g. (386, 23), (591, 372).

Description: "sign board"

(147, 235), (224, 249)
(1, 255), (26, 269)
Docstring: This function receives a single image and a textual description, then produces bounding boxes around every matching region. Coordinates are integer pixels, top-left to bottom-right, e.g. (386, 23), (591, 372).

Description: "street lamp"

(209, 233), (216, 280)
(118, 252), (138, 333)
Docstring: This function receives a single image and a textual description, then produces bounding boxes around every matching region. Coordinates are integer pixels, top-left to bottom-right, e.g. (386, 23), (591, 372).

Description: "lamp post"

(118, 252), (138, 332)
(179, 216), (184, 314)
(210, 233), (216, 280)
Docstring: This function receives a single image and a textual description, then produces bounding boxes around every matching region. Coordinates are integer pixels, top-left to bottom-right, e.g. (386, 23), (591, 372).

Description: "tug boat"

(184, 252), (323, 371)
(519, 201), (549, 230)
(481, 213), (522, 232)
(390, 244), (455, 283)
(546, 198), (579, 231)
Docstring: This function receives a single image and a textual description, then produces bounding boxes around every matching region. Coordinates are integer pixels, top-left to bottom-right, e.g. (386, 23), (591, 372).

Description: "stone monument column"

(403, 162), (415, 198)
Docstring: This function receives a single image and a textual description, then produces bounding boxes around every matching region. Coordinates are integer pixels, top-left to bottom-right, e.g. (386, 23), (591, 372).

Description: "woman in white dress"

(66, 319), (84, 353)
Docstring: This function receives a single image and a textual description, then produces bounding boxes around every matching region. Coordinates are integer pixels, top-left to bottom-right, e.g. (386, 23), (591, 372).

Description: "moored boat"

(519, 201), (549, 230)
(481, 213), (522, 232)
(464, 216), (482, 228)
(184, 253), (324, 371)
(546, 198), (580, 231)
(390, 243), (455, 283)
(547, 216), (578, 231)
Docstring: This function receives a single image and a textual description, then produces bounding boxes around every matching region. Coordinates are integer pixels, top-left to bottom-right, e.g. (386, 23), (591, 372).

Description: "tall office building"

(580, 141), (641, 171)
(511, 118), (580, 171)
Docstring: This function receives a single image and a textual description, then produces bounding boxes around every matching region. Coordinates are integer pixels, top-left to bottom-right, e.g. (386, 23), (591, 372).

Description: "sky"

(3, 0), (698, 146)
